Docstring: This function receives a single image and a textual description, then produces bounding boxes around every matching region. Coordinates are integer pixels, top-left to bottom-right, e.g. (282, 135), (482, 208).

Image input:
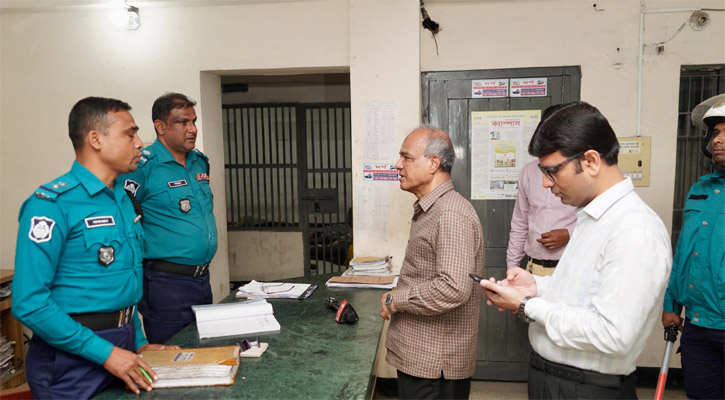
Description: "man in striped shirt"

(380, 126), (485, 400)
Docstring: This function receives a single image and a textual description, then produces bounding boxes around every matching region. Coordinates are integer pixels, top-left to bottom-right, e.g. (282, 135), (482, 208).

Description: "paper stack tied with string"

(342, 255), (393, 276)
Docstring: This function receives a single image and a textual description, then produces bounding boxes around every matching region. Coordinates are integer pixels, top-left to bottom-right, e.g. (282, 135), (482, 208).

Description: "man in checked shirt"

(380, 126), (485, 400)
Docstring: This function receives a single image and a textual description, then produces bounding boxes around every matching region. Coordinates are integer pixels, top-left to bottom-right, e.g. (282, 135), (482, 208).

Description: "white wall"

(227, 231), (304, 281)
(2, 0), (723, 370)
(420, 0), (725, 230)
(0, 0), (350, 303)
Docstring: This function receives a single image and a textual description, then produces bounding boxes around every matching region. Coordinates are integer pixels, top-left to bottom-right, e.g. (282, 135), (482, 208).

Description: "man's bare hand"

(102, 346), (156, 394)
(537, 229), (570, 250)
(380, 291), (396, 320)
(504, 267), (538, 298)
(480, 278), (526, 312)
(137, 343), (180, 353)
(662, 311), (683, 331)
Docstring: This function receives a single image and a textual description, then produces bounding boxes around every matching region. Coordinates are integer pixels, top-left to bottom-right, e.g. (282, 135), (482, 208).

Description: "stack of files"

(326, 275), (398, 289)
(348, 255), (393, 275)
(235, 280), (316, 299)
(0, 336), (16, 381)
(192, 299), (281, 339)
(139, 345), (240, 388)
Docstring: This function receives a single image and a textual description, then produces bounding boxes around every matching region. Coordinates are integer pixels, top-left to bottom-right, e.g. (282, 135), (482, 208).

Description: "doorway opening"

(222, 73), (352, 281)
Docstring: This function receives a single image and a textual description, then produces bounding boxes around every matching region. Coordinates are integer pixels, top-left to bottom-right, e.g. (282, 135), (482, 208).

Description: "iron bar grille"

(222, 103), (352, 275)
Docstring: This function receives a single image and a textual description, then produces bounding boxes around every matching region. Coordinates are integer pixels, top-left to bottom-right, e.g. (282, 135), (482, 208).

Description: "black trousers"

(528, 363), (637, 399)
(680, 319), (725, 400)
(397, 370), (471, 400)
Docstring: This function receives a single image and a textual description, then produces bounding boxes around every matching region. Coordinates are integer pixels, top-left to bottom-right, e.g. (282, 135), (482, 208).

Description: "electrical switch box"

(618, 136), (651, 187)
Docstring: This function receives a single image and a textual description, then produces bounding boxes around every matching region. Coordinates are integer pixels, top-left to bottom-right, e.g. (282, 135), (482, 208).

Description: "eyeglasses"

(538, 151), (586, 182)
(261, 283), (292, 295)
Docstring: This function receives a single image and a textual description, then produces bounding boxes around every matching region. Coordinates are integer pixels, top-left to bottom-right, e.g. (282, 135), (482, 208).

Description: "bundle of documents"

(192, 299), (281, 339)
(0, 336), (16, 381)
(139, 346), (240, 388)
(325, 275), (398, 289)
(236, 280), (316, 299)
(348, 255), (393, 275)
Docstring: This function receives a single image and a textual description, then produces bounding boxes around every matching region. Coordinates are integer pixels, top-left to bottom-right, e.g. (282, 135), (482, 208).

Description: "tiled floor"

(375, 379), (688, 399)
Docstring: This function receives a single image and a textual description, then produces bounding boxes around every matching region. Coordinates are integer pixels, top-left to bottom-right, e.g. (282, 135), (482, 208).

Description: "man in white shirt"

(480, 101), (672, 399)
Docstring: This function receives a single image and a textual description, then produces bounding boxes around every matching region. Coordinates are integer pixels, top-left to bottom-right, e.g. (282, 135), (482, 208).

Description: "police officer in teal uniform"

(119, 92), (217, 343)
(662, 98), (725, 400)
(12, 97), (174, 399)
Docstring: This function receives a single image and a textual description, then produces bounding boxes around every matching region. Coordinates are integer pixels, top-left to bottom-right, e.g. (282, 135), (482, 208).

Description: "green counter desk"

(94, 274), (386, 399)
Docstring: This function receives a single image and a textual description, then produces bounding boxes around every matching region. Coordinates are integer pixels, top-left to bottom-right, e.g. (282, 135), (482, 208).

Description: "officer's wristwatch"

(385, 293), (394, 314)
(518, 296), (535, 323)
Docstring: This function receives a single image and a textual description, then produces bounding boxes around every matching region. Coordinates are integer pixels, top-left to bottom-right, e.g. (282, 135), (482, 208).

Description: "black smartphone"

(469, 273), (485, 282)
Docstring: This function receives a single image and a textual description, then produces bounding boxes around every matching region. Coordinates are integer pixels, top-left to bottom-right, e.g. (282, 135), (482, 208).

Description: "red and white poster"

(472, 79), (509, 98)
(362, 163), (398, 182)
(510, 78), (547, 97)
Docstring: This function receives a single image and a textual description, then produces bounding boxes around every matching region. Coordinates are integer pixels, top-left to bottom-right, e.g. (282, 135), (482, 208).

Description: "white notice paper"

(363, 101), (399, 162)
(354, 181), (391, 241)
(470, 110), (541, 199)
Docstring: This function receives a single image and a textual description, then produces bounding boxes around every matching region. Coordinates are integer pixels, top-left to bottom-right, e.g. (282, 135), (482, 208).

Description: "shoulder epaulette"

(192, 148), (209, 161)
(192, 149), (210, 175)
(138, 146), (156, 166)
(35, 175), (80, 202)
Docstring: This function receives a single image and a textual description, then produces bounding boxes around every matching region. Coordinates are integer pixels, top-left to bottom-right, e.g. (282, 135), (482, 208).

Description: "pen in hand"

(140, 366), (153, 384)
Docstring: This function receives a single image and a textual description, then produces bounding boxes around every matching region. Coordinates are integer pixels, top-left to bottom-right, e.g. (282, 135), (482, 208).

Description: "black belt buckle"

(71, 305), (134, 331)
(118, 305), (135, 328)
(193, 263), (209, 277)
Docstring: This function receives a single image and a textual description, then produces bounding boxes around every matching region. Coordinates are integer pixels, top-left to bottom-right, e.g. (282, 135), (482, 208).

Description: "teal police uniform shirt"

(12, 161), (148, 365)
(118, 139), (217, 265)
(663, 169), (725, 330)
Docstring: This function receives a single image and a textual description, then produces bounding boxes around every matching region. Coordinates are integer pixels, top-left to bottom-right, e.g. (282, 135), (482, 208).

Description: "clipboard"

(298, 284), (317, 300)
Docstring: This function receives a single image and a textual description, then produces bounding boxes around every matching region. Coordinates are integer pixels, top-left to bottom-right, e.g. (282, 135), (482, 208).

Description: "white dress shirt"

(525, 177), (672, 375)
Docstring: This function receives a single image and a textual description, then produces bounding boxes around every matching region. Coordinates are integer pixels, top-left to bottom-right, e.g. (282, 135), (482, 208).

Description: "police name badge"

(179, 198), (191, 213)
(98, 246), (115, 266)
(29, 216), (56, 244)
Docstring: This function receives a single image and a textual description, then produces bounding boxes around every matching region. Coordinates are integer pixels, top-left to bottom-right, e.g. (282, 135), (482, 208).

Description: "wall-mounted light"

(124, 4), (140, 30)
(113, 1), (140, 30)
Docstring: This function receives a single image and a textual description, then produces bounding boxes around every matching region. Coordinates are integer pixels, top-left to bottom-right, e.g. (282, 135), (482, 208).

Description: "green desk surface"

(94, 274), (387, 399)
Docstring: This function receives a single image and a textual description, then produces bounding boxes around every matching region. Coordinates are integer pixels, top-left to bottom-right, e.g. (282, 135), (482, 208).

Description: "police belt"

(70, 305), (135, 331)
(531, 258), (559, 268)
(152, 259), (210, 277)
(530, 351), (631, 388)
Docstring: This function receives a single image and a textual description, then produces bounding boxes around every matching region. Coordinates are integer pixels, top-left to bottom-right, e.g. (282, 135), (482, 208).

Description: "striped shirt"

(386, 180), (485, 379)
(507, 160), (577, 269)
(525, 178), (672, 375)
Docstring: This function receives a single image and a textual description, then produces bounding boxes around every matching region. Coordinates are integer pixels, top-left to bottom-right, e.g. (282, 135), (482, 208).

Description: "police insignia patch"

(124, 179), (140, 196)
(98, 246), (115, 266)
(179, 198), (191, 213)
(29, 216), (56, 244)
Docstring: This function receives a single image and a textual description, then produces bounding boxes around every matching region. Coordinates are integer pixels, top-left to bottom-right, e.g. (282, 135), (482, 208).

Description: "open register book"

(139, 345), (240, 388)
(192, 299), (281, 339)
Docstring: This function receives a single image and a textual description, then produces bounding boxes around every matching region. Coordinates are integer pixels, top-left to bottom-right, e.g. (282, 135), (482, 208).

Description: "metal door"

(422, 66), (581, 380)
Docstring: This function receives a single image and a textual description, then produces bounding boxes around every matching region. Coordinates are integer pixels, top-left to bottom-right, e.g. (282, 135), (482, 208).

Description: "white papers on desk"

(192, 299), (281, 339)
(235, 280), (311, 299)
